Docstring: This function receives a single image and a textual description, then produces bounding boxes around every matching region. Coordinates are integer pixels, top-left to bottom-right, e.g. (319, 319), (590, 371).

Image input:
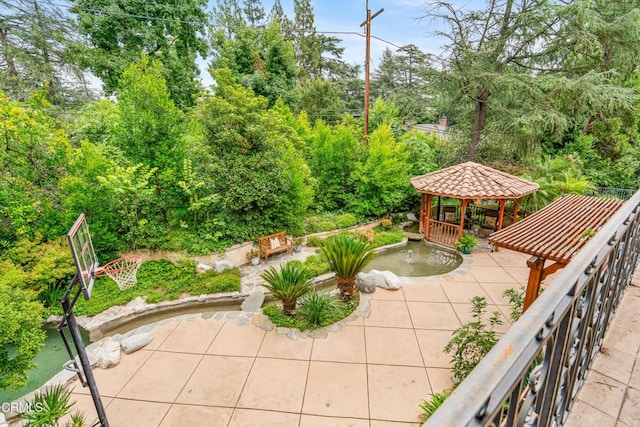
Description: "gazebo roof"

(410, 161), (539, 199)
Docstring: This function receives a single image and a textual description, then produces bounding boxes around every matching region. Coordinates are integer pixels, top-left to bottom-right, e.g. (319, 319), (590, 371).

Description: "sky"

(199, 0), (483, 87)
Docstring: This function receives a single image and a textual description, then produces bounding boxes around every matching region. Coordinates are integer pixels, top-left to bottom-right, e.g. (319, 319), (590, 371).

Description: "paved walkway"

(56, 244), (638, 426)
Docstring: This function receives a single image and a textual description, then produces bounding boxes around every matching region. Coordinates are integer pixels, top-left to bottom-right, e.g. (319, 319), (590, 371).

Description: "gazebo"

(410, 162), (539, 247)
(489, 194), (624, 311)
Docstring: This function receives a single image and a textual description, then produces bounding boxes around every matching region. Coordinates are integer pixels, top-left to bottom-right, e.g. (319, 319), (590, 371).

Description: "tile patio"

(58, 243), (639, 426)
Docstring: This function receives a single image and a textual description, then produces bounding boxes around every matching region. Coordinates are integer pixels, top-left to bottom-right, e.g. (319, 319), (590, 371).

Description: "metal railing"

(426, 189), (640, 426)
(587, 186), (635, 200)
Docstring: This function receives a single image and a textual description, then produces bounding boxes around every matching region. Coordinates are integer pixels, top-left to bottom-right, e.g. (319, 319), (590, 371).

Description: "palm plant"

(260, 261), (313, 316)
(20, 384), (86, 427)
(320, 234), (375, 300)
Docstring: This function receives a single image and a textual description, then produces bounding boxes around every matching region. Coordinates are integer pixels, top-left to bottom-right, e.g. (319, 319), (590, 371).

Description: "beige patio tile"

(503, 267), (531, 283)
(470, 266), (518, 283)
(228, 409), (300, 427)
(577, 370), (626, 419)
(75, 349), (153, 397)
(347, 313), (365, 326)
(414, 329), (454, 369)
(406, 302), (461, 330)
(117, 351), (201, 402)
(300, 414), (369, 427)
(158, 317), (224, 354)
(365, 327), (423, 366)
(302, 361), (369, 418)
(364, 300), (413, 328)
(369, 288), (406, 301)
(440, 271), (477, 282)
(602, 322), (640, 356)
(451, 303), (512, 334)
(489, 250), (529, 267)
(619, 386), (640, 426)
(630, 359), (640, 390)
(258, 330), (313, 360)
(64, 394), (112, 426)
(403, 282), (448, 303)
(311, 325), (366, 363)
(175, 355), (253, 406)
(206, 322), (265, 357)
(159, 405), (233, 426)
(441, 281), (490, 303)
(105, 398), (170, 427)
(591, 346), (636, 384)
(469, 252), (500, 267)
(479, 281), (524, 306)
(564, 399), (617, 427)
(145, 322), (179, 350)
(237, 357), (308, 412)
(426, 368), (455, 394)
(370, 421), (421, 427)
(368, 364), (430, 423)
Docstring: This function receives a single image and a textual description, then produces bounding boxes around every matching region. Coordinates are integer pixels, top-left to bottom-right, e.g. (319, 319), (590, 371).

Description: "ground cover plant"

(47, 259), (240, 316)
(262, 291), (359, 331)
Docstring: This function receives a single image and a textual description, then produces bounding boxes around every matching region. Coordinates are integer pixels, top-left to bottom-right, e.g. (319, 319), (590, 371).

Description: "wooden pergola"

(489, 194), (624, 312)
(410, 162), (539, 247)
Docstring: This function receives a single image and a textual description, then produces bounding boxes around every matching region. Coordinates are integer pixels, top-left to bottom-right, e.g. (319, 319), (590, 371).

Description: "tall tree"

(427, 0), (637, 159)
(72, 0), (207, 109)
(242, 0), (265, 27)
(0, 0), (92, 105)
(212, 0), (244, 38)
(292, 0), (319, 79)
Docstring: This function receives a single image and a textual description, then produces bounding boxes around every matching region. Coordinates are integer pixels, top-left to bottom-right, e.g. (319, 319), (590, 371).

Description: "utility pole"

(360, 1), (383, 140)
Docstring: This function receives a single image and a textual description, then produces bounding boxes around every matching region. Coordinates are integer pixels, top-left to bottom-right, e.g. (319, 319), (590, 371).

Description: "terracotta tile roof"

(410, 161), (539, 199)
(489, 194), (624, 263)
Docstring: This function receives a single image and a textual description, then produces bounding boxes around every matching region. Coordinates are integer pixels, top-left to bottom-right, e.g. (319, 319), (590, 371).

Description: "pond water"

(0, 325), (90, 404)
(404, 223), (420, 234)
(364, 240), (462, 277)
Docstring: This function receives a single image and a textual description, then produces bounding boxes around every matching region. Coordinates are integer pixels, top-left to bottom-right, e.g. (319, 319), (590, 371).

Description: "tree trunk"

(336, 276), (355, 301)
(468, 89), (490, 161)
(282, 298), (297, 316)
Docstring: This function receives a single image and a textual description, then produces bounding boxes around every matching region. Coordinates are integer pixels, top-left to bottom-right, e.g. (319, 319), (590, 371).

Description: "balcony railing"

(426, 189), (640, 426)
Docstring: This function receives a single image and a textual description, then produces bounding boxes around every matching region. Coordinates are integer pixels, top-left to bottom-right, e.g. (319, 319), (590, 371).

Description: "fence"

(426, 189), (640, 426)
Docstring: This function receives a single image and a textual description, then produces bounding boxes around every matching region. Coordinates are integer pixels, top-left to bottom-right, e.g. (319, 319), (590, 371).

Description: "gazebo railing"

(428, 219), (459, 247)
(425, 188), (640, 426)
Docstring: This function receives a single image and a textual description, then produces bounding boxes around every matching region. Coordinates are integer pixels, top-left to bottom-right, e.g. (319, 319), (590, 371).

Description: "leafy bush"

(262, 305), (305, 330)
(371, 228), (404, 248)
(305, 236), (325, 247)
(297, 292), (339, 328)
(49, 259), (241, 316)
(263, 293), (358, 331)
(444, 296), (503, 382)
(335, 213), (358, 229)
(20, 384), (85, 427)
(378, 218), (394, 231)
(302, 254), (331, 276)
(419, 390), (451, 421)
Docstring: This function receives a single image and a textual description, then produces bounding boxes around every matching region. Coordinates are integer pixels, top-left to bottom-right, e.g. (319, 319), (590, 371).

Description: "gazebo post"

(420, 193), (426, 233)
(458, 199), (468, 241)
(497, 199), (506, 230)
(513, 199), (520, 223)
(425, 194), (433, 240)
(524, 256), (545, 312)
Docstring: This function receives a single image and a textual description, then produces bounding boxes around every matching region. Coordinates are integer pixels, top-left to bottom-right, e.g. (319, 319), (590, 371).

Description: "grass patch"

(49, 259), (240, 316)
(304, 213), (359, 233)
(263, 292), (359, 331)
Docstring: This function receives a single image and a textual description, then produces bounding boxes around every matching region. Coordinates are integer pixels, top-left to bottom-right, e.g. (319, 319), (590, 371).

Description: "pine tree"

(242, 0), (265, 27)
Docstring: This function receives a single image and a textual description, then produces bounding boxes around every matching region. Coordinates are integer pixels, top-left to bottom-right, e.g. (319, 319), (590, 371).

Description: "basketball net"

(96, 256), (143, 290)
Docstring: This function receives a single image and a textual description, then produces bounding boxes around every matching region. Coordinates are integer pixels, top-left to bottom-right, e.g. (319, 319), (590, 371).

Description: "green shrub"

(379, 218), (394, 231)
(306, 236), (325, 247)
(262, 305), (305, 330)
(20, 384), (84, 427)
(302, 254), (331, 276)
(371, 228), (404, 248)
(419, 391), (451, 421)
(298, 292), (339, 328)
(262, 293), (358, 331)
(191, 268), (241, 294)
(335, 213), (358, 229)
(261, 261), (313, 315)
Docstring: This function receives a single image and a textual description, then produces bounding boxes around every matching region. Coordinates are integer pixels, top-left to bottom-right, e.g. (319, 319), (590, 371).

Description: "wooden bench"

(258, 232), (293, 262)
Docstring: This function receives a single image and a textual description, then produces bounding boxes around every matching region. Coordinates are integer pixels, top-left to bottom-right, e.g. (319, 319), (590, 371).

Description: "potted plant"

(456, 234), (478, 254)
(246, 247), (260, 265)
(293, 237), (303, 252)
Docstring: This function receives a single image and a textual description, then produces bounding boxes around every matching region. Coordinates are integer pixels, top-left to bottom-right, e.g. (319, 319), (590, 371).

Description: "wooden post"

(458, 199), (468, 241)
(524, 256), (545, 312)
(497, 199), (506, 230)
(419, 193), (426, 233)
(425, 194), (433, 241)
(513, 199), (520, 224)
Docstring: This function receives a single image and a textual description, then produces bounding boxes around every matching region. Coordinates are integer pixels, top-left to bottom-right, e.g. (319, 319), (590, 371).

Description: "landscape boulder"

(356, 270), (402, 291)
(120, 332), (153, 354)
(215, 259), (234, 273)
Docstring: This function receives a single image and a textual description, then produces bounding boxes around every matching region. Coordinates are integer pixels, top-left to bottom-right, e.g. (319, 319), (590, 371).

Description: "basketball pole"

(59, 274), (109, 427)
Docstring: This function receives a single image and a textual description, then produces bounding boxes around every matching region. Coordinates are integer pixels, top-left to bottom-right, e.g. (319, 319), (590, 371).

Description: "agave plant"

(320, 234), (375, 300)
(20, 384), (86, 427)
(260, 261), (313, 316)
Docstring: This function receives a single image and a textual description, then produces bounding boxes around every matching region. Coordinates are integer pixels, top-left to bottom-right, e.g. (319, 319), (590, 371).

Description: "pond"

(0, 325), (90, 404)
(364, 240), (462, 277)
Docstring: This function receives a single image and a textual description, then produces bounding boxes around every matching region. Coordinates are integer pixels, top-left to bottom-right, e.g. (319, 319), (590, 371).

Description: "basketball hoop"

(95, 256), (143, 291)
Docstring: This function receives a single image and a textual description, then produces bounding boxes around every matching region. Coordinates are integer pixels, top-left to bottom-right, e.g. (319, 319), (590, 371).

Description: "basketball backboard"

(67, 214), (99, 300)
